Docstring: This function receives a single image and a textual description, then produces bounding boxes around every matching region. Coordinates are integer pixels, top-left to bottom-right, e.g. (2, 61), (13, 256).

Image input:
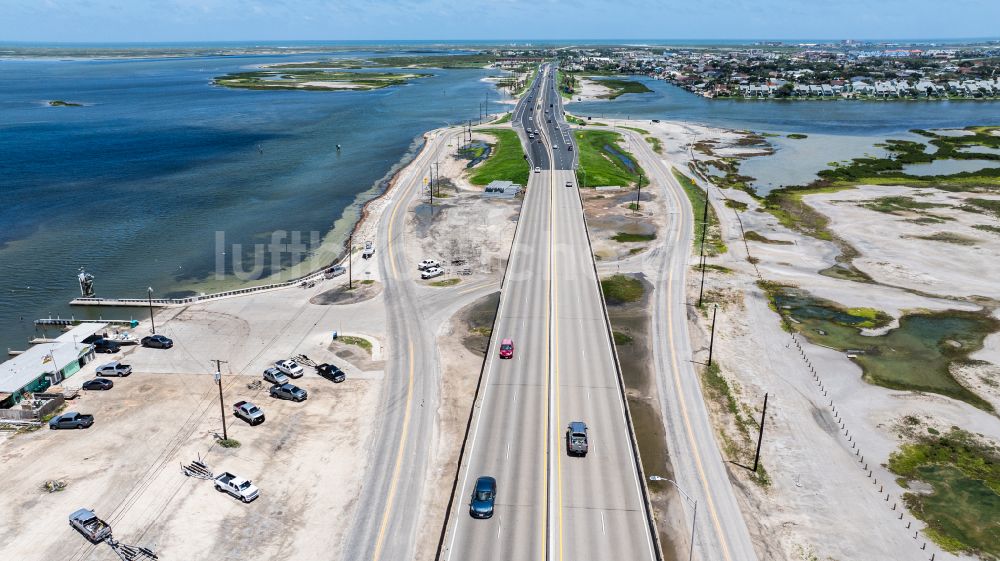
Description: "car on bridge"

(469, 476), (497, 519)
(566, 421), (589, 457)
(499, 338), (514, 359)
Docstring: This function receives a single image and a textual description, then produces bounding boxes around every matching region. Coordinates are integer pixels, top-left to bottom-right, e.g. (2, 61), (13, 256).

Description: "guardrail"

(69, 270), (331, 308)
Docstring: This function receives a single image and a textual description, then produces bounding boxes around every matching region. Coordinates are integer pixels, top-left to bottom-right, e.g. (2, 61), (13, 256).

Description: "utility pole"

(752, 393), (769, 472)
(146, 287), (156, 334)
(348, 234), (353, 290)
(213, 359), (229, 441)
(707, 304), (718, 368)
(634, 173), (643, 214)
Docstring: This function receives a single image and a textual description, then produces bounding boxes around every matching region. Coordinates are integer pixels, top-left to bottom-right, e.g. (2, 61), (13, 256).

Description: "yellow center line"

(660, 160), (733, 561)
(370, 134), (435, 561)
(552, 169), (565, 561)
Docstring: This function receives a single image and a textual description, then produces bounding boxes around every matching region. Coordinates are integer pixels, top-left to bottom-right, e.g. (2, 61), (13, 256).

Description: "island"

(48, 100), (82, 107)
(212, 69), (429, 91)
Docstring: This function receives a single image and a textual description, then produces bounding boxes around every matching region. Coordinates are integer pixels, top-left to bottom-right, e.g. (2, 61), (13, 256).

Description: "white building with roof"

(0, 324), (103, 408)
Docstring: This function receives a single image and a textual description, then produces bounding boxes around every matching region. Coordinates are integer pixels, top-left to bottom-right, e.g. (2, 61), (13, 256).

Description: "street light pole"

(147, 287), (155, 334)
(650, 476), (697, 561)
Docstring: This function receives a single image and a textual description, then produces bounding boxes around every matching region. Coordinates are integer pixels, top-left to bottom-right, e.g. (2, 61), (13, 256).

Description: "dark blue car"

(469, 476), (497, 519)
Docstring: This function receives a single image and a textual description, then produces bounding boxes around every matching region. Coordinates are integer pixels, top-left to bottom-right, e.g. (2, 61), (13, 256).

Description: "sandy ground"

(566, 77), (613, 102)
(592, 118), (1000, 561)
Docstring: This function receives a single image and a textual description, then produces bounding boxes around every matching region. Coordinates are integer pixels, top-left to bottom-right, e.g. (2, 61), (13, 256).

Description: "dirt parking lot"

(0, 367), (378, 561)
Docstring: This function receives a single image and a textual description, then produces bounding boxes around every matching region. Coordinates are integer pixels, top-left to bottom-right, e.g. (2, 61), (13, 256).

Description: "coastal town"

(544, 41), (1000, 99)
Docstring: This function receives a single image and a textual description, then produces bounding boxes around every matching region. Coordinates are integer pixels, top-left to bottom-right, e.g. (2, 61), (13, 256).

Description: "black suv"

(91, 339), (121, 354)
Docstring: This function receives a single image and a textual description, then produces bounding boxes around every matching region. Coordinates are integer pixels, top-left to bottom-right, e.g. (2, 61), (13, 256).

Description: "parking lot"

(0, 284), (385, 560)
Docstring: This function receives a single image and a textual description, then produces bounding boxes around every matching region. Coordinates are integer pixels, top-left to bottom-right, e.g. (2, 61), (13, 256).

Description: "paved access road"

(620, 128), (760, 561)
(441, 64), (657, 561)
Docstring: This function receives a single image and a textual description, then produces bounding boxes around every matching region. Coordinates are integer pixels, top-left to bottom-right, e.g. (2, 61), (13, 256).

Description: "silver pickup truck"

(214, 472), (259, 503)
(233, 401), (265, 426)
(69, 508), (112, 543)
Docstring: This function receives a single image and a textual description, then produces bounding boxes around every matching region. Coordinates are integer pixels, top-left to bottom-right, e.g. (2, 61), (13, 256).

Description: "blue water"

(571, 75), (1000, 134)
(0, 51), (506, 350)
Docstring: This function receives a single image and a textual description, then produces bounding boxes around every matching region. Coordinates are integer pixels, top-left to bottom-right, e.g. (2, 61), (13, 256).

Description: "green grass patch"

(966, 198), (1000, 217)
(612, 232), (656, 243)
(338, 335), (372, 354)
(468, 129), (530, 186)
(672, 168), (727, 256)
(621, 126), (649, 135)
(695, 264), (734, 274)
(725, 199), (749, 211)
(973, 224), (1000, 234)
(591, 78), (654, 99)
(761, 284), (998, 410)
(575, 129), (646, 188)
(861, 195), (948, 214)
(743, 230), (793, 245)
(213, 70), (426, 91)
(914, 232), (978, 245)
(601, 274), (644, 305)
(786, 133), (808, 139)
(888, 429), (1000, 557)
(612, 331), (634, 345)
(644, 136), (663, 154)
(490, 112), (512, 125)
(430, 278), (461, 287)
(219, 438), (241, 449)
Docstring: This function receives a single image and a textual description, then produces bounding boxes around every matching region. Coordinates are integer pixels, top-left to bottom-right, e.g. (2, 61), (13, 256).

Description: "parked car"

(274, 359), (304, 378)
(68, 508), (112, 543)
(417, 259), (441, 271)
(270, 383), (307, 402)
(317, 363), (346, 383)
(141, 335), (173, 349)
(233, 401), (265, 426)
(565, 181), (573, 188)
(499, 338), (514, 359)
(566, 421), (589, 456)
(469, 476), (497, 519)
(262, 367), (290, 386)
(421, 267), (444, 280)
(91, 339), (121, 354)
(49, 412), (95, 430)
(325, 265), (346, 279)
(362, 240), (375, 259)
(95, 361), (131, 377)
(214, 472), (259, 503)
(82, 378), (114, 391)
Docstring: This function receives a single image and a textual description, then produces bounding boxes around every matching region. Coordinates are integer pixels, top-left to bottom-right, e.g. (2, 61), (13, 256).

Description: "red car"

(499, 338), (514, 359)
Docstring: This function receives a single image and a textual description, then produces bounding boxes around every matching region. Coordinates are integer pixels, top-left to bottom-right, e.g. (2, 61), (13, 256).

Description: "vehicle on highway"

(362, 240), (375, 259)
(317, 363), (346, 383)
(82, 378), (114, 391)
(263, 367), (290, 385)
(270, 383), (307, 402)
(214, 472), (259, 503)
(421, 267), (444, 280)
(91, 338), (121, 354)
(49, 412), (95, 430)
(567, 145), (573, 151)
(233, 401), (265, 425)
(469, 476), (497, 519)
(325, 265), (346, 278)
(553, 144), (558, 150)
(534, 167), (541, 173)
(566, 421), (589, 456)
(274, 359), (304, 378)
(499, 338), (514, 359)
(141, 334), (173, 349)
(95, 361), (131, 377)
(417, 259), (441, 271)
(68, 508), (112, 543)
(565, 181), (573, 188)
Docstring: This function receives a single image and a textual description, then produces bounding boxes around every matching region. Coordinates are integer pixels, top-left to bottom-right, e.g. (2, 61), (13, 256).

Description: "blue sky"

(1, 0), (998, 43)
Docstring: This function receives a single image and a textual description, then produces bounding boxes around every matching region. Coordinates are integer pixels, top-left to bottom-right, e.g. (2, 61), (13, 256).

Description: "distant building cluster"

(549, 41), (1000, 100)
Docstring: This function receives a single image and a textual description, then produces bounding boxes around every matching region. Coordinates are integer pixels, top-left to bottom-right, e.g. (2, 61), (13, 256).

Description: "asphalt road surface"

(441, 65), (657, 561)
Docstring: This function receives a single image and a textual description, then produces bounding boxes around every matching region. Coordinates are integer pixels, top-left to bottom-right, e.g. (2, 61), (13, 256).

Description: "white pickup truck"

(214, 472), (259, 503)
